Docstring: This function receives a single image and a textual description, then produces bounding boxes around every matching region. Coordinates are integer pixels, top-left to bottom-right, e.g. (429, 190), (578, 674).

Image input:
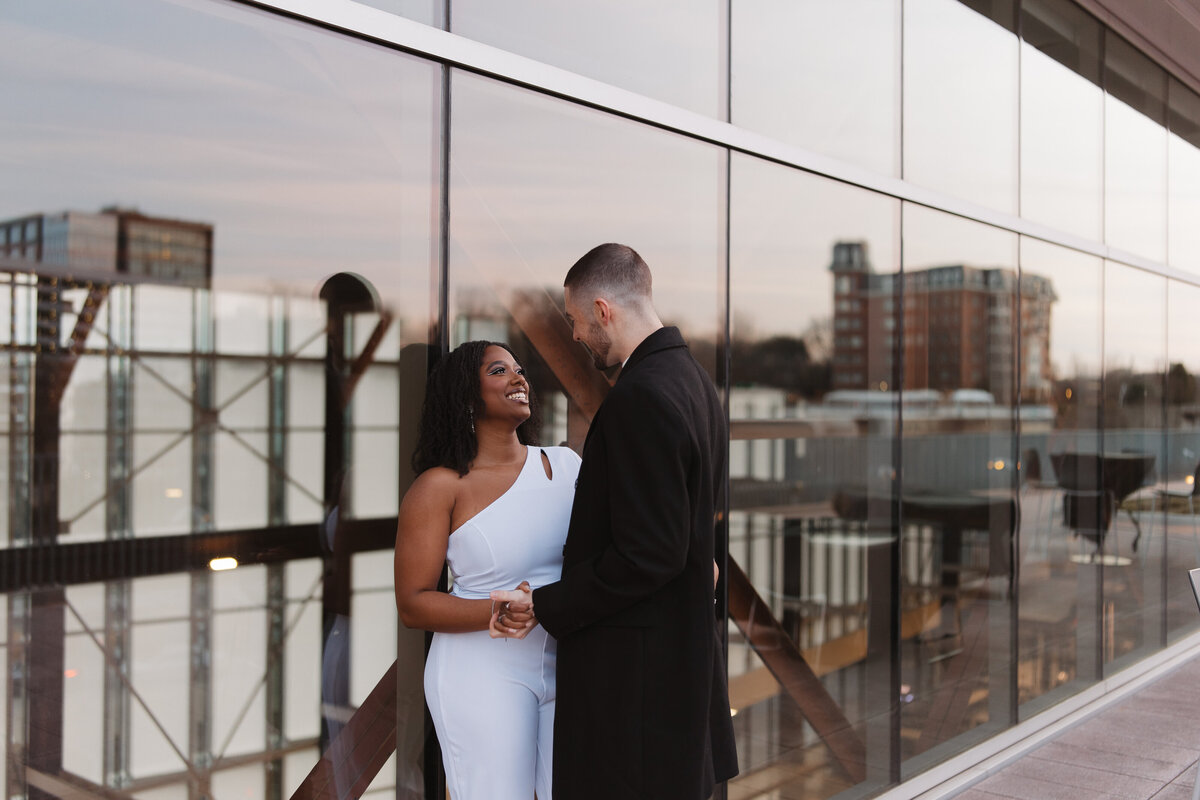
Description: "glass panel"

(1104, 35), (1168, 261)
(286, 559), (323, 602)
(66, 584), (104, 633)
(899, 204), (1017, 771)
(352, 430), (399, 519)
(133, 357), (193, 431)
(62, 632), (105, 783)
(215, 431), (267, 530)
(0, 0), (437, 793)
(216, 360), (269, 430)
(215, 292), (270, 356)
(449, 69), (725, 432)
(1166, 279), (1200, 639)
(1168, 79), (1200, 272)
(131, 433), (193, 537)
(445, 144), (723, 800)
(60, 433), (108, 540)
(129, 621), (190, 779)
(903, 0), (1019, 212)
(450, 0), (723, 117)
(213, 563), (266, 611)
(1104, 33), (1168, 125)
(285, 599), (322, 741)
(212, 609), (267, 757)
(210, 764), (265, 800)
(1019, 0), (1104, 240)
(731, 0), (900, 176)
(284, 748), (321, 799)
(364, 752), (398, 796)
(60, 355), (108, 431)
(351, 582), (396, 705)
(1102, 261), (1166, 671)
(728, 153), (899, 798)
(286, 431), (325, 523)
(447, 66), (726, 794)
(134, 285), (194, 353)
(357, 0), (444, 28)
(1016, 237), (1103, 717)
(351, 364), (399, 429)
(288, 362), (326, 429)
(132, 574), (191, 622)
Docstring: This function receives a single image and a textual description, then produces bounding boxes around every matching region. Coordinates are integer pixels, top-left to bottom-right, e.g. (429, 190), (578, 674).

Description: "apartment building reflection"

(830, 240), (1056, 402)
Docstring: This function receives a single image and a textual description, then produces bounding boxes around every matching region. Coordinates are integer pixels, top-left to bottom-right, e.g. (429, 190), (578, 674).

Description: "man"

(492, 243), (738, 799)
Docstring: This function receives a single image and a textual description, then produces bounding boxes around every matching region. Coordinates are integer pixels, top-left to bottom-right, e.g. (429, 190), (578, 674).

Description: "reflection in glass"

(1168, 79), (1200, 272)
(1019, 0), (1103, 240)
(731, 0), (899, 176)
(1016, 237), (1102, 717)
(1104, 34), (1168, 261)
(904, 0), (1018, 212)
(0, 0), (437, 797)
(1102, 262), (1166, 671)
(1165, 280), (1200, 639)
(899, 205), (1016, 770)
(451, 0), (723, 118)
(449, 70), (725, 455)
(357, 0), (444, 28)
(729, 154), (899, 798)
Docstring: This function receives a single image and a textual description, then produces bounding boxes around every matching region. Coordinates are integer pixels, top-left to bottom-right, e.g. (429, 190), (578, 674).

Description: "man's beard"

(584, 324), (611, 371)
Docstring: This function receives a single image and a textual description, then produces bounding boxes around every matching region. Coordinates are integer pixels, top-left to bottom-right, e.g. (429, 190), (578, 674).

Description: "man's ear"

(593, 297), (613, 325)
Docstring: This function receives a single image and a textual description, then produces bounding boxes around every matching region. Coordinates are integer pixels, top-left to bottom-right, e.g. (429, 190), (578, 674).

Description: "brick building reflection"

(829, 241), (1056, 403)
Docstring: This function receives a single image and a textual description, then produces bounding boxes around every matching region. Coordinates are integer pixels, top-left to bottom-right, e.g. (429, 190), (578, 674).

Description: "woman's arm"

(393, 469), (496, 633)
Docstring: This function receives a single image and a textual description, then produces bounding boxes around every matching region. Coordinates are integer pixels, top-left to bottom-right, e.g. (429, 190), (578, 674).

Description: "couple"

(394, 243), (738, 800)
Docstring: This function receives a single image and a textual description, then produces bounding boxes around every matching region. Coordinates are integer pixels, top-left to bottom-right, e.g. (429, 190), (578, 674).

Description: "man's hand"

(489, 581), (536, 639)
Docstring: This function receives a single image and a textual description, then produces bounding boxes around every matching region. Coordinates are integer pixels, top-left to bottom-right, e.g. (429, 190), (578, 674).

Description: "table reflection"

(1048, 451), (1155, 561)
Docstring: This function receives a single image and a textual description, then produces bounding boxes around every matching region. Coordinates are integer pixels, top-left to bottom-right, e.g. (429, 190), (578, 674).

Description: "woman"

(394, 340), (580, 800)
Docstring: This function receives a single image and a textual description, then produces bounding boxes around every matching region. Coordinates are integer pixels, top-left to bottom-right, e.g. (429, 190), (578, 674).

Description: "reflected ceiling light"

(1065, 388), (1073, 400)
(209, 557), (238, 571)
(64, 669), (78, 679)
(729, 708), (739, 717)
(1188, 475), (1196, 486)
(165, 488), (183, 499)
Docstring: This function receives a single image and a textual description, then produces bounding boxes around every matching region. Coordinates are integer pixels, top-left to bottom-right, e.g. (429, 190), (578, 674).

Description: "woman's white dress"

(424, 445), (580, 800)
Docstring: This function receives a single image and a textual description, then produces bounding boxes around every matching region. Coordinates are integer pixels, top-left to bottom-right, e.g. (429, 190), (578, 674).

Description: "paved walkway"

(952, 654), (1200, 800)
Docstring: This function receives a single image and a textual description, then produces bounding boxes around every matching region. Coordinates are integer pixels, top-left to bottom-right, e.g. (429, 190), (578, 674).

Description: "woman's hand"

(489, 581), (537, 639)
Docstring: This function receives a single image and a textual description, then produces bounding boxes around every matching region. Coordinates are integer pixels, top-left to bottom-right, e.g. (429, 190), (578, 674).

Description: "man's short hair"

(563, 243), (652, 306)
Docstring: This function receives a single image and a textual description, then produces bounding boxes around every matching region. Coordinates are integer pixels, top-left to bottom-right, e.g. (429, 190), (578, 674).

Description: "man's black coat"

(533, 326), (739, 799)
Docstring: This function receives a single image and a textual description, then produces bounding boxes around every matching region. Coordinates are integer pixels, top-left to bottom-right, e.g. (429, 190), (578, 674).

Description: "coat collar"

(617, 326), (686, 380)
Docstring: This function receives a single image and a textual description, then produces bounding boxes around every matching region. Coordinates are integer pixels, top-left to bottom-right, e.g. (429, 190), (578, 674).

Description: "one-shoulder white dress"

(424, 445), (580, 800)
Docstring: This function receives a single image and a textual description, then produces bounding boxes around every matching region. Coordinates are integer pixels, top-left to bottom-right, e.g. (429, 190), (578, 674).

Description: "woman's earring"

(468, 407), (475, 435)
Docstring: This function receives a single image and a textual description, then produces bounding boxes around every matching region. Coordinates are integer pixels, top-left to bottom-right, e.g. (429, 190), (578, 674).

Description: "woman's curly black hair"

(412, 340), (541, 476)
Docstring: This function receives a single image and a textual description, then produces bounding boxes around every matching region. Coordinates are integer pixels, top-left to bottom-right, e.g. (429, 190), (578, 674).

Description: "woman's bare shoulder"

(402, 466), (461, 509)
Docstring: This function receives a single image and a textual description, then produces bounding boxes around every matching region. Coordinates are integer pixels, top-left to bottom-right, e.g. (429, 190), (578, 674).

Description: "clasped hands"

(489, 580), (537, 639)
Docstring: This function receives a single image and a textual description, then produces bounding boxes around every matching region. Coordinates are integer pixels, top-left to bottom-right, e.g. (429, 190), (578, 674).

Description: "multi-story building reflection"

(830, 240), (1056, 402)
(0, 207), (213, 287)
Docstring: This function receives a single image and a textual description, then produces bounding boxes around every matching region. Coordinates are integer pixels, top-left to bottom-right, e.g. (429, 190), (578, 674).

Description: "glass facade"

(3, 0), (1200, 798)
